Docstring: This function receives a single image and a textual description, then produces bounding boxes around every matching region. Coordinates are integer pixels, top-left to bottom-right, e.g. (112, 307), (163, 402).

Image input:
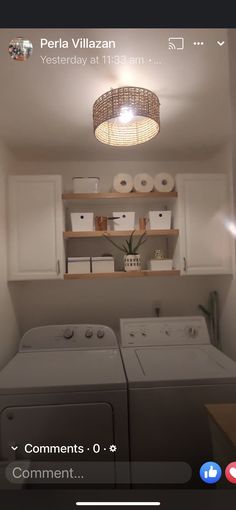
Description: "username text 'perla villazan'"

(40, 38), (116, 49)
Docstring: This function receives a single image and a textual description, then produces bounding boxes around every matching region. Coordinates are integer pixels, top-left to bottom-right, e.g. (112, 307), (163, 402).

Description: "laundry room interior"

(0, 27), (236, 489)
(1, 28), (236, 366)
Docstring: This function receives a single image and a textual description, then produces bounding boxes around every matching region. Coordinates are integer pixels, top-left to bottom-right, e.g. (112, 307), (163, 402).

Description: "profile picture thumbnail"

(8, 37), (33, 61)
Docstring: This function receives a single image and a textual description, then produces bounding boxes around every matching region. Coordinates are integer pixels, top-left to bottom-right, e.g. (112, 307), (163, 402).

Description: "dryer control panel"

(20, 324), (118, 351)
(120, 316), (210, 347)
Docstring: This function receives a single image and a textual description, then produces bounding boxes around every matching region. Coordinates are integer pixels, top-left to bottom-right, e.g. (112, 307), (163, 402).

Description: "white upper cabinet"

(8, 175), (64, 280)
(176, 173), (234, 275)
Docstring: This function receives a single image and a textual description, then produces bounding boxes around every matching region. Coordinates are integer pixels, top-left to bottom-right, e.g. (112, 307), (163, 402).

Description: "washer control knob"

(97, 329), (105, 339)
(188, 327), (197, 339)
(63, 328), (74, 340)
(85, 328), (93, 338)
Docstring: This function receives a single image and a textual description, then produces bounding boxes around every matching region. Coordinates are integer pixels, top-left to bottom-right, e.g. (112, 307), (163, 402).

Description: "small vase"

(124, 254), (141, 271)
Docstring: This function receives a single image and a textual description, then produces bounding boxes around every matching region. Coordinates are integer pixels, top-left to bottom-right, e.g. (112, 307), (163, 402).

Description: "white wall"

(8, 153), (234, 340)
(9, 155), (227, 193)
(0, 144), (19, 368)
(13, 275), (225, 336)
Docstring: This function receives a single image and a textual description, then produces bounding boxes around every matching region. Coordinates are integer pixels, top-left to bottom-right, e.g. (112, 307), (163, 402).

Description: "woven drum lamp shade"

(93, 86), (160, 146)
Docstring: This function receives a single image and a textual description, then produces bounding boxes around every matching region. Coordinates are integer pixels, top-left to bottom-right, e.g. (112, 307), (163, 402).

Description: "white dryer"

(120, 316), (236, 480)
(0, 324), (129, 486)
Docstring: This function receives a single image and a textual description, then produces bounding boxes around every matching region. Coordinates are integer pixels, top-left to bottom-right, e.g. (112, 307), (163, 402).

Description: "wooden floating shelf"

(62, 191), (177, 200)
(64, 270), (180, 280)
(63, 229), (179, 239)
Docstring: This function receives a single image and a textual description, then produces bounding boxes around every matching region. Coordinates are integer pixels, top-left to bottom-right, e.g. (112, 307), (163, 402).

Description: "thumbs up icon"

(200, 462), (222, 484)
(204, 465), (217, 479)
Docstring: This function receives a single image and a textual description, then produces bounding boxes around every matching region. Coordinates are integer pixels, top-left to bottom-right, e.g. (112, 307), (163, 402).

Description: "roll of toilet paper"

(113, 173), (133, 193)
(154, 173), (175, 192)
(133, 173), (154, 193)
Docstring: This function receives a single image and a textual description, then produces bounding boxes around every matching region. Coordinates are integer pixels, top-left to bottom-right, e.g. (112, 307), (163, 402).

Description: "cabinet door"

(8, 175), (64, 280)
(176, 174), (233, 275)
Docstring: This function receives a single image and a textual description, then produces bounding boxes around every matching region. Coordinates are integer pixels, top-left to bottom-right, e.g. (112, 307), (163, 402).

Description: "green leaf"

(129, 230), (136, 253)
(133, 231), (147, 253)
(121, 243), (129, 254)
(104, 230), (146, 255)
(103, 234), (126, 253)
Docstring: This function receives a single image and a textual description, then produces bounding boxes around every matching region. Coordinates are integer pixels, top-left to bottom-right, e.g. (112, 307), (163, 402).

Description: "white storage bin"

(71, 212), (94, 231)
(73, 177), (99, 193)
(112, 212), (135, 231)
(67, 257), (91, 274)
(92, 257), (115, 273)
(148, 259), (173, 271)
(148, 210), (171, 230)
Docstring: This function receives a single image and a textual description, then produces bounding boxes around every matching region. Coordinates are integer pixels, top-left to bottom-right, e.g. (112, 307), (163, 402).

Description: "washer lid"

(121, 345), (236, 387)
(0, 349), (126, 393)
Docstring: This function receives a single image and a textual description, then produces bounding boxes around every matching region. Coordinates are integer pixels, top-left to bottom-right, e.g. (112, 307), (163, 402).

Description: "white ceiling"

(0, 28), (232, 161)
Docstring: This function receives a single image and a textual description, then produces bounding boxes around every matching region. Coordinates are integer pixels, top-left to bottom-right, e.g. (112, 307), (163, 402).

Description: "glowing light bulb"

(119, 107), (134, 124)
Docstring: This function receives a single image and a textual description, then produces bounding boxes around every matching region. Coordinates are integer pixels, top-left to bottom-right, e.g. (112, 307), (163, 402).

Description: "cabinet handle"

(183, 257), (187, 272)
(56, 260), (61, 276)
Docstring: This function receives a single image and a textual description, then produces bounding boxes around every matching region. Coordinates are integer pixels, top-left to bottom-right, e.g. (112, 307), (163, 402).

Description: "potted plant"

(104, 230), (147, 271)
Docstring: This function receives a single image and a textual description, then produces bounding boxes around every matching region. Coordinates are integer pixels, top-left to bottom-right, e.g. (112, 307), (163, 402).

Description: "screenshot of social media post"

(0, 28), (236, 507)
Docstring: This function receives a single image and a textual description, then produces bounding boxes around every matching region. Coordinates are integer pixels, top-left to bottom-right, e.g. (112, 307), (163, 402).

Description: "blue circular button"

(199, 462), (222, 484)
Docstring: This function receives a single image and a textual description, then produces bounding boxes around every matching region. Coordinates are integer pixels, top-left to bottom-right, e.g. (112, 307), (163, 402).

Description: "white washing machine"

(0, 324), (129, 487)
(120, 316), (236, 481)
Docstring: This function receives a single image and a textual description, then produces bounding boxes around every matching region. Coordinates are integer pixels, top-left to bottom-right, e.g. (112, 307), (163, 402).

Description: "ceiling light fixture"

(93, 86), (160, 147)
